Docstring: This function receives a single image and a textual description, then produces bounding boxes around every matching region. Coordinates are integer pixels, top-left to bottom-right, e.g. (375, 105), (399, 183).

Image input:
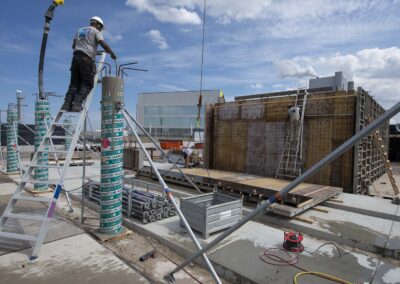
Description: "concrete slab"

(0, 233), (149, 284)
(73, 187), (400, 283)
(257, 206), (400, 259)
(6, 159), (400, 283)
(209, 224), (381, 284)
(117, 212), (400, 284)
(323, 193), (400, 222)
(0, 181), (18, 196)
(0, 192), (83, 256)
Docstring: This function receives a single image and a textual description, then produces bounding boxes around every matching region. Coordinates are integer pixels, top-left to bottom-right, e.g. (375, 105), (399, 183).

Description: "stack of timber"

(85, 182), (176, 223)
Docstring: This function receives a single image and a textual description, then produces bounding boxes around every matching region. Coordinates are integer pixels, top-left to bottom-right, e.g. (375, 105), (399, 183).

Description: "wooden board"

(139, 166), (343, 217)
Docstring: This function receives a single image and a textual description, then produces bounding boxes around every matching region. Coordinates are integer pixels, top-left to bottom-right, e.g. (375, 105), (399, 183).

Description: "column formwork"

(100, 77), (124, 235)
(6, 104), (19, 173)
(63, 115), (72, 151)
(33, 100), (50, 191)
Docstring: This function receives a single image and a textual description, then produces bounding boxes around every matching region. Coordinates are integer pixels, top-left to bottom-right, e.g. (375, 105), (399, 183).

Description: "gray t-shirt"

(73, 26), (104, 60)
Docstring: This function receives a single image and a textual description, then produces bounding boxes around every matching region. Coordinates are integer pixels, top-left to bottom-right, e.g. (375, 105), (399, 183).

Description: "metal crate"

(180, 192), (242, 238)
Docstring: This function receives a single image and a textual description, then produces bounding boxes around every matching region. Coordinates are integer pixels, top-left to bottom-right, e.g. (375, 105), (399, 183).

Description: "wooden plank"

(310, 206), (329, 213)
(296, 198), (314, 208)
(293, 216), (314, 224)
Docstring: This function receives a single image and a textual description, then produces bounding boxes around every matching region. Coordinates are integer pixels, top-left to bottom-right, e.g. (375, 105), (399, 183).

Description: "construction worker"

(181, 146), (193, 168)
(288, 105), (300, 141)
(61, 16), (117, 112)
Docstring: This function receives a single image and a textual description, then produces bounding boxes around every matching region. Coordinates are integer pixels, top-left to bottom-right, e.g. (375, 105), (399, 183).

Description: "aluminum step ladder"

(0, 52), (106, 260)
(276, 88), (308, 179)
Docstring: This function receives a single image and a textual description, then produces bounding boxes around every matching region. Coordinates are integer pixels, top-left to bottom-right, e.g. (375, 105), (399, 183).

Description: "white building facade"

(136, 90), (221, 138)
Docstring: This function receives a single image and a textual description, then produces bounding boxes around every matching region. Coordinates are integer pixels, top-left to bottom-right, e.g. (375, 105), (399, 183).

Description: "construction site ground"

(0, 158), (400, 283)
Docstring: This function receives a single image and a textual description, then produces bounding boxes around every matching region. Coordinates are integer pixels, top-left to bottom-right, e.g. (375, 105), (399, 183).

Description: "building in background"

(136, 90), (222, 139)
(309, 71), (354, 91)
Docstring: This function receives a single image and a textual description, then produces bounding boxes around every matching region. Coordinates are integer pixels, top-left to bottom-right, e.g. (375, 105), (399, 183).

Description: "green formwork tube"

(100, 77), (124, 235)
(6, 106), (18, 173)
(63, 116), (72, 151)
(33, 100), (50, 191)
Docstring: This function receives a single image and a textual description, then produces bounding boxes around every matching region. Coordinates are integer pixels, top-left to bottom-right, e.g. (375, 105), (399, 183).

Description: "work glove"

(111, 52), (117, 60)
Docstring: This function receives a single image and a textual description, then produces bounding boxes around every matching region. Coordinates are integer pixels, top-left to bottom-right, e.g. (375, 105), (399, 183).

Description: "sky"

(0, 0), (399, 129)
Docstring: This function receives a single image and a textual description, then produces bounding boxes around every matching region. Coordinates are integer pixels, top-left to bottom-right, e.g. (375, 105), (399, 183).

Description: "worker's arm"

(72, 39), (76, 50)
(99, 40), (117, 60)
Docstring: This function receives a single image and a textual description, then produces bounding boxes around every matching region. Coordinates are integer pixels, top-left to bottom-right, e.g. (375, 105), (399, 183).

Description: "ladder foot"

(29, 255), (38, 261)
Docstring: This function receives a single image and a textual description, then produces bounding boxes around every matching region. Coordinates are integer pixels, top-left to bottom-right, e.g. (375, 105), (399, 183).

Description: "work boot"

(61, 94), (73, 112)
(71, 95), (86, 112)
(71, 101), (83, 112)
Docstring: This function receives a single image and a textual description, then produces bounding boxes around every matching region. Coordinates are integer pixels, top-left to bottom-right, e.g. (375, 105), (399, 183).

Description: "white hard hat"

(90, 16), (104, 27)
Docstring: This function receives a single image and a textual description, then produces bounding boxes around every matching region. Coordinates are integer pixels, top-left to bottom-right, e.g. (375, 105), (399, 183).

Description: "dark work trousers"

(63, 51), (96, 110)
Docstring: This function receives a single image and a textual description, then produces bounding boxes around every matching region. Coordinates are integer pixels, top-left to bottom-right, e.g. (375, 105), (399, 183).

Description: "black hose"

(38, 3), (58, 100)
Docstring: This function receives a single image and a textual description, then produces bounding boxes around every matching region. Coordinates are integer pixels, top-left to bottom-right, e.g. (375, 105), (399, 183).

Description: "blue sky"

(1, 0), (400, 128)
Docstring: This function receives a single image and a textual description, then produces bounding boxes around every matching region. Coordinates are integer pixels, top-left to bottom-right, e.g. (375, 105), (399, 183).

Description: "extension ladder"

(276, 88), (308, 179)
(0, 52), (106, 260)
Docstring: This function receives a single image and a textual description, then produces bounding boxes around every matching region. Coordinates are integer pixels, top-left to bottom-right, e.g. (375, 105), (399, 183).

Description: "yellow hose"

(293, 271), (352, 284)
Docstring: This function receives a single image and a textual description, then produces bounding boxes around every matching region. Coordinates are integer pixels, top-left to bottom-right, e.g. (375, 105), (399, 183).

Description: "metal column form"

(33, 99), (50, 191)
(6, 104), (19, 173)
(100, 76), (124, 235)
(63, 115), (72, 151)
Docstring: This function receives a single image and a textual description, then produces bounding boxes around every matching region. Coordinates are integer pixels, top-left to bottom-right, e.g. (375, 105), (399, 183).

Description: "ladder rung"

(4, 212), (45, 222)
(38, 149), (69, 154)
(0, 231), (38, 242)
(30, 164), (62, 169)
(53, 122), (77, 126)
(13, 195), (52, 203)
(45, 136), (73, 140)
(21, 179), (56, 185)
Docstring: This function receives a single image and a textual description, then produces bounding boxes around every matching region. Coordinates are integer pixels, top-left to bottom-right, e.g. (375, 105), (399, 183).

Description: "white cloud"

(103, 30), (123, 43)
(125, 0), (202, 25)
(158, 83), (187, 91)
(146, 29), (169, 49)
(250, 83), (263, 89)
(125, 0), (394, 26)
(275, 59), (318, 78)
(278, 47), (400, 110)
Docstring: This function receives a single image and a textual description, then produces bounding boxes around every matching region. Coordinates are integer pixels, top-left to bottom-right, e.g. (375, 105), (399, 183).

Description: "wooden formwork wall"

(205, 90), (388, 194)
(353, 87), (388, 194)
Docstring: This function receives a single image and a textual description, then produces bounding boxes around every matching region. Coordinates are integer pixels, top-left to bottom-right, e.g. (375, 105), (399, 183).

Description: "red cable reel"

(283, 231), (304, 253)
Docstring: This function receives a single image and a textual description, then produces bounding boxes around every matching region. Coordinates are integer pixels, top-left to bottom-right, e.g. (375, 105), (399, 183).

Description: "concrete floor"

(0, 233), (149, 284)
(0, 164), (223, 284)
(0, 173), (150, 284)
(1, 159), (400, 283)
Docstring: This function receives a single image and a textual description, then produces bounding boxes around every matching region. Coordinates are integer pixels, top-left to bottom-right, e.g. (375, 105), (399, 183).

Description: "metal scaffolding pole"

(122, 108), (221, 284)
(122, 110), (202, 194)
(166, 100), (400, 278)
(81, 117), (87, 224)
